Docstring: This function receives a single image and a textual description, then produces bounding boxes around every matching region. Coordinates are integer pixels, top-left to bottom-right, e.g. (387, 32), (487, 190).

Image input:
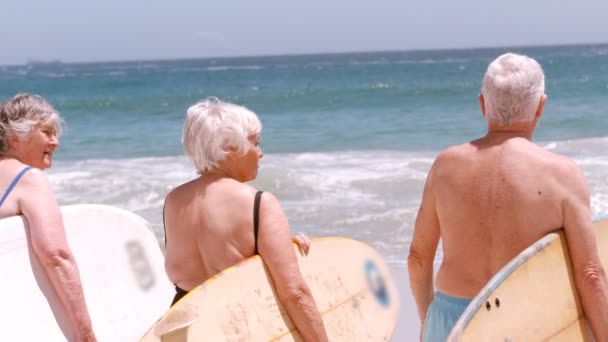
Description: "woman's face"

(14, 122), (59, 170)
(228, 134), (263, 182)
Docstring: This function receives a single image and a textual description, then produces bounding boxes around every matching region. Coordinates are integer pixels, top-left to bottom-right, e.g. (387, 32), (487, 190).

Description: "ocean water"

(2, 44), (608, 338)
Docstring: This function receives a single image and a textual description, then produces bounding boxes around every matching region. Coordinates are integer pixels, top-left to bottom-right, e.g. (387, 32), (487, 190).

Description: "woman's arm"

(256, 192), (328, 342)
(19, 169), (96, 342)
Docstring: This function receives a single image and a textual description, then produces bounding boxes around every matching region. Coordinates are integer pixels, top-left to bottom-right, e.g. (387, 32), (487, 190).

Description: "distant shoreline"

(25, 59), (64, 66)
(4, 41), (607, 68)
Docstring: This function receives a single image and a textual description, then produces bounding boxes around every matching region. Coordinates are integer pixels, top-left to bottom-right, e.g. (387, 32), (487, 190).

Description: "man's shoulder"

(516, 144), (586, 188)
(424, 144), (473, 182)
(434, 143), (472, 164)
(531, 147), (581, 173)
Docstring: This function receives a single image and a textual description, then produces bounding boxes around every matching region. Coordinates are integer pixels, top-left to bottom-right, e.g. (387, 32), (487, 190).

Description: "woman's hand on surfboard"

(292, 233), (311, 255)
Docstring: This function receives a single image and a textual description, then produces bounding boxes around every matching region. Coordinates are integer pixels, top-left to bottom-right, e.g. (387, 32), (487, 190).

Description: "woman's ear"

(7, 134), (20, 150)
(223, 145), (238, 156)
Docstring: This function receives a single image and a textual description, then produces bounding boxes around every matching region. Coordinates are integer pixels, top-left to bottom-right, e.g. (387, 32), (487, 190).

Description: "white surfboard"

(141, 237), (400, 341)
(448, 215), (608, 341)
(0, 204), (173, 341)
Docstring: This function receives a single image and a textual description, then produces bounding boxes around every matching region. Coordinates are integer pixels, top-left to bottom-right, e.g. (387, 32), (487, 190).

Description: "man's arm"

(408, 162), (441, 329)
(562, 163), (608, 340)
(19, 170), (96, 342)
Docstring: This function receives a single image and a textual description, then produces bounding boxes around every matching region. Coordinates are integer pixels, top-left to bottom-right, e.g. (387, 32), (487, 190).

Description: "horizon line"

(4, 41), (608, 68)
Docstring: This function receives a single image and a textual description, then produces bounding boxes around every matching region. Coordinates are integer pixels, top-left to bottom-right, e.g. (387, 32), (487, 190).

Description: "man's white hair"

(482, 53), (545, 125)
(182, 97), (262, 174)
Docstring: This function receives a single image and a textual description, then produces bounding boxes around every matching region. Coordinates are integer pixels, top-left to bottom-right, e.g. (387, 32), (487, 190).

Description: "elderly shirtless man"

(408, 53), (608, 341)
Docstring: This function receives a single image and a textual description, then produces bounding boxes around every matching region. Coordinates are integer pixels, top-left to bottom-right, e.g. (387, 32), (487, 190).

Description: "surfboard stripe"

(271, 288), (368, 340)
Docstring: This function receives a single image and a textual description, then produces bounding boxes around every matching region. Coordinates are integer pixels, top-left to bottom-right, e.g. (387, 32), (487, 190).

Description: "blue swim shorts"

(422, 291), (472, 342)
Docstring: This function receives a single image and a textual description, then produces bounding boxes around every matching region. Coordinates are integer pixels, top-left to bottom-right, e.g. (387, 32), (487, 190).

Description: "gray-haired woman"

(0, 93), (96, 341)
(164, 97), (328, 341)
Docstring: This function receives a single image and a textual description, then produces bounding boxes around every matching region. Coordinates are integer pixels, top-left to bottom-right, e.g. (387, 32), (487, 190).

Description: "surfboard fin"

(154, 304), (200, 338)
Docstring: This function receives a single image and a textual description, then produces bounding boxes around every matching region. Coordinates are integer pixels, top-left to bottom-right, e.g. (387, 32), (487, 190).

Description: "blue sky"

(1, 0), (607, 65)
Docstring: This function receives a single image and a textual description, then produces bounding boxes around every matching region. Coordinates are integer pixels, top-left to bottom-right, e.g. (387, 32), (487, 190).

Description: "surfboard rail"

(447, 214), (608, 341)
(447, 232), (561, 338)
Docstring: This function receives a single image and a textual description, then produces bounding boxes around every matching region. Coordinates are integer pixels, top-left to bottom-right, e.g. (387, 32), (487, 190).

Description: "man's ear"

(535, 94), (547, 119)
(479, 93), (486, 118)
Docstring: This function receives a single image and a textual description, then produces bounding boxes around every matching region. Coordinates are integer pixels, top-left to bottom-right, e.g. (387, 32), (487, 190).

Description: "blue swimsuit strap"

(0, 166), (33, 208)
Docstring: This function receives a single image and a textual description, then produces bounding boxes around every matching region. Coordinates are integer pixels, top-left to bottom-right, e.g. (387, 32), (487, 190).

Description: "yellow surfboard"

(141, 237), (399, 341)
(448, 216), (608, 341)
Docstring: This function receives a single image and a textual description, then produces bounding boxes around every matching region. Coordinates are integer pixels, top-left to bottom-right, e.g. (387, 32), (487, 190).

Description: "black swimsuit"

(169, 190), (264, 307)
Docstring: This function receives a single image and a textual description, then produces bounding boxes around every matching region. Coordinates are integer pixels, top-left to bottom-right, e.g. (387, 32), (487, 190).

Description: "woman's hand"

(292, 233), (311, 255)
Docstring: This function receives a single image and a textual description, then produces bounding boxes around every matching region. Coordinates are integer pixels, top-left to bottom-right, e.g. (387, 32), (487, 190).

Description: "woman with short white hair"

(0, 93), (96, 341)
(164, 97), (328, 341)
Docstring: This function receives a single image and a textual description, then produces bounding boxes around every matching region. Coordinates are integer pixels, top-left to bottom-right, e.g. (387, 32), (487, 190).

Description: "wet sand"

(391, 265), (420, 341)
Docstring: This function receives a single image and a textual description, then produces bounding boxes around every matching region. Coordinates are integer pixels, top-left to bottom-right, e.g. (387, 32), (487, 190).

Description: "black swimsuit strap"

(254, 191), (263, 254)
(162, 200), (168, 248)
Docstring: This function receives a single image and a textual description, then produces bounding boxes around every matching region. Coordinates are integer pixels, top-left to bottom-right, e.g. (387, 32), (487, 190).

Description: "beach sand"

(391, 265), (420, 341)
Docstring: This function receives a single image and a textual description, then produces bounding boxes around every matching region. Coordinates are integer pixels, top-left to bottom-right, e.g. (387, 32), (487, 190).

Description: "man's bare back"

(432, 133), (578, 298)
(408, 53), (607, 341)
